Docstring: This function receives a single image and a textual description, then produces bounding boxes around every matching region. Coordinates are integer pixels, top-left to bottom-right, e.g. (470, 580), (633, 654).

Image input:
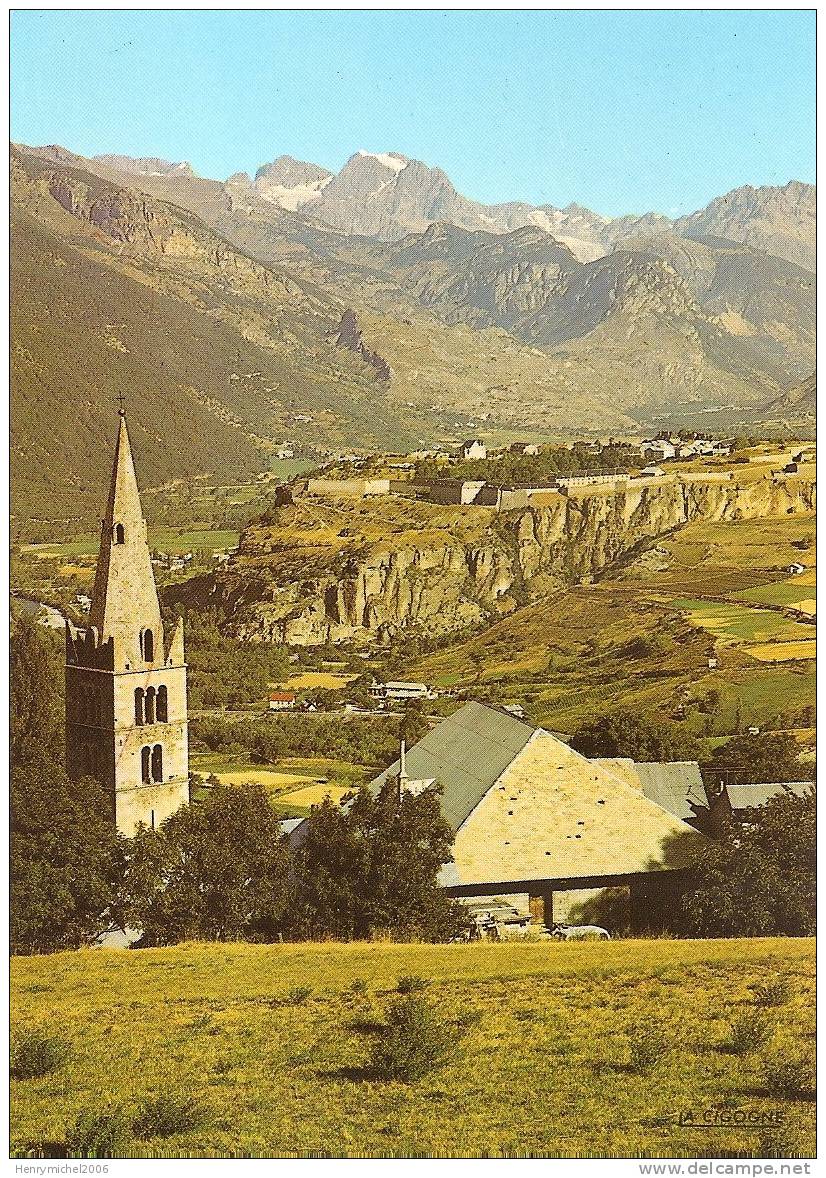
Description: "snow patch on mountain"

(257, 175), (332, 211)
(356, 150), (408, 173)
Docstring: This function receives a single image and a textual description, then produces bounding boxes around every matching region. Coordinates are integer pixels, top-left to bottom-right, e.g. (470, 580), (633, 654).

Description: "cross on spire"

(116, 392), (127, 416)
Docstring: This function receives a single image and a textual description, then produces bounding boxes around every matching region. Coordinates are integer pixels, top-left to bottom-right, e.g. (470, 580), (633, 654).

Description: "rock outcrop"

(184, 476), (816, 646)
(335, 310), (393, 380)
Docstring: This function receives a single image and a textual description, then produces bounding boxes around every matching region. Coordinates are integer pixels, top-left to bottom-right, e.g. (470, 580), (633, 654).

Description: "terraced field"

(411, 514), (816, 736)
(190, 753), (370, 816)
(669, 599), (813, 645)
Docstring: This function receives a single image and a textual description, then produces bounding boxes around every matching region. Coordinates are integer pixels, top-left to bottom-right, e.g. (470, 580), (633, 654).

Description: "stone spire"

(89, 410), (161, 667)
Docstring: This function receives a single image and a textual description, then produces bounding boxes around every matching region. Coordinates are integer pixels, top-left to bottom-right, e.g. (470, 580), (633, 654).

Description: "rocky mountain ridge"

(26, 141), (814, 271)
(10, 146), (439, 521)
(62, 144), (810, 421)
(240, 150), (817, 270)
(10, 140), (817, 525)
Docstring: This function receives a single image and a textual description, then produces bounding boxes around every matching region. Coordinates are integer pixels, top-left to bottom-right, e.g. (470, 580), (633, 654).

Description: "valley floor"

(11, 937), (814, 1159)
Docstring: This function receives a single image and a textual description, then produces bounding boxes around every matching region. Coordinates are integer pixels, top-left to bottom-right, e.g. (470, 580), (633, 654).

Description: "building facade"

(65, 410), (190, 836)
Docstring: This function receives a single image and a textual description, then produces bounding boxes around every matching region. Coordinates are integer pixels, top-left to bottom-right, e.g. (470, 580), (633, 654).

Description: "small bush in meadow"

(285, 985), (313, 1005)
(456, 1008), (482, 1031)
(66, 1107), (132, 1158)
(365, 994), (464, 1083)
(11, 1029), (71, 1080)
(727, 1011), (772, 1055)
(133, 1093), (204, 1139)
(397, 975), (430, 995)
(752, 979), (792, 1008)
(348, 978), (368, 995)
(626, 1026), (669, 1074)
(762, 1049), (815, 1099)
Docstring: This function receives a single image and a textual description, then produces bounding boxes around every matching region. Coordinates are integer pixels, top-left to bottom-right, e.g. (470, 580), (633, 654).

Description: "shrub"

(762, 1049), (815, 1099)
(133, 1093), (204, 1139)
(626, 1026), (669, 1074)
(727, 1011), (772, 1055)
(11, 1029), (71, 1079)
(752, 979), (792, 1008)
(365, 995), (464, 1083)
(285, 985), (313, 1005)
(347, 978), (368, 995)
(66, 1107), (132, 1158)
(397, 975), (430, 995)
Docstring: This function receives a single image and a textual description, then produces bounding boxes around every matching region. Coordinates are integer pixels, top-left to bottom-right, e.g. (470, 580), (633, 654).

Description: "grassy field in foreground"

(11, 938), (814, 1159)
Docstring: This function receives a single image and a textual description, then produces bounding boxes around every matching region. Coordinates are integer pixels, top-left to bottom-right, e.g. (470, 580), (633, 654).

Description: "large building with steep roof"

(370, 701), (707, 927)
(65, 410), (190, 836)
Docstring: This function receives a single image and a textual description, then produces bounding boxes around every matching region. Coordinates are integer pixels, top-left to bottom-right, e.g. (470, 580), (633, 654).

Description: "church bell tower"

(65, 409), (190, 836)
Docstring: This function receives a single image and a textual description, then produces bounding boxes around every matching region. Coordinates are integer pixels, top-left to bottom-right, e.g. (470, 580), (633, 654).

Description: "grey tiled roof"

(370, 700), (536, 832)
(725, 781), (813, 810)
(633, 761), (709, 821)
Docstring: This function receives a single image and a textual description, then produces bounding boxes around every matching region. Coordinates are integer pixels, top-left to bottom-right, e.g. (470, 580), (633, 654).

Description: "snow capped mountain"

(60, 141), (815, 273)
(253, 155), (333, 211)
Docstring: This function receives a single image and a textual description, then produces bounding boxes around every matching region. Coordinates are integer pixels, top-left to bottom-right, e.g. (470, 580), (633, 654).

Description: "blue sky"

(11, 9), (815, 217)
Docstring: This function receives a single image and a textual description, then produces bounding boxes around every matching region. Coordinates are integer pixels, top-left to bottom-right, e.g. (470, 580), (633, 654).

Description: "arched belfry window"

(134, 688), (145, 725)
(141, 629), (154, 663)
(113, 523), (125, 545)
(157, 686), (168, 723)
(151, 744), (163, 783)
(145, 686), (156, 725)
(141, 746), (151, 783)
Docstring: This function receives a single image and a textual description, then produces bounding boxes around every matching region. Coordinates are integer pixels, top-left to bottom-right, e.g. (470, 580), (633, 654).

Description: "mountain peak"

(253, 155), (333, 211)
(353, 150), (409, 174)
(254, 155), (332, 185)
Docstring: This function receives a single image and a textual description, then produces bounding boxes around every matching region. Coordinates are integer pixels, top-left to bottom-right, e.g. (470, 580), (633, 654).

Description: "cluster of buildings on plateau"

(64, 413), (811, 932)
(301, 433), (753, 511)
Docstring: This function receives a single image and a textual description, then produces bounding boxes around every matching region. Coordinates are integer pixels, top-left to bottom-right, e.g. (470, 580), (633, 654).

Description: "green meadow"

(24, 527), (240, 560)
(669, 599), (813, 645)
(11, 938), (814, 1159)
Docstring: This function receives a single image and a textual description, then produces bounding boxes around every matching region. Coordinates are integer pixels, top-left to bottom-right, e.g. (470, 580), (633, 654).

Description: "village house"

(364, 702), (709, 929)
(708, 780), (812, 836)
(459, 439), (487, 461)
(640, 438), (677, 461)
(269, 690), (297, 712)
(370, 680), (431, 702)
(510, 442), (541, 456)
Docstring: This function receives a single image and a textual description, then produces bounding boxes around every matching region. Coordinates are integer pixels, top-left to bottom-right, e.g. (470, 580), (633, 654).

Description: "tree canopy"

(288, 782), (468, 942)
(121, 783), (291, 946)
(678, 786), (816, 937)
(10, 619), (122, 953)
(702, 732), (812, 788)
(571, 710), (699, 762)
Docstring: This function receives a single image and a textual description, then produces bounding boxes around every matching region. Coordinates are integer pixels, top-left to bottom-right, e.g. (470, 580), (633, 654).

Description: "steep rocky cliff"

(180, 476), (815, 646)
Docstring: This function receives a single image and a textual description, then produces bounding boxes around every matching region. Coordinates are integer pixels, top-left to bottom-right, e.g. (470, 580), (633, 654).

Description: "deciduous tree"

(678, 786), (815, 936)
(571, 710), (699, 762)
(288, 782), (467, 942)
(121, 783), (290, 945)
